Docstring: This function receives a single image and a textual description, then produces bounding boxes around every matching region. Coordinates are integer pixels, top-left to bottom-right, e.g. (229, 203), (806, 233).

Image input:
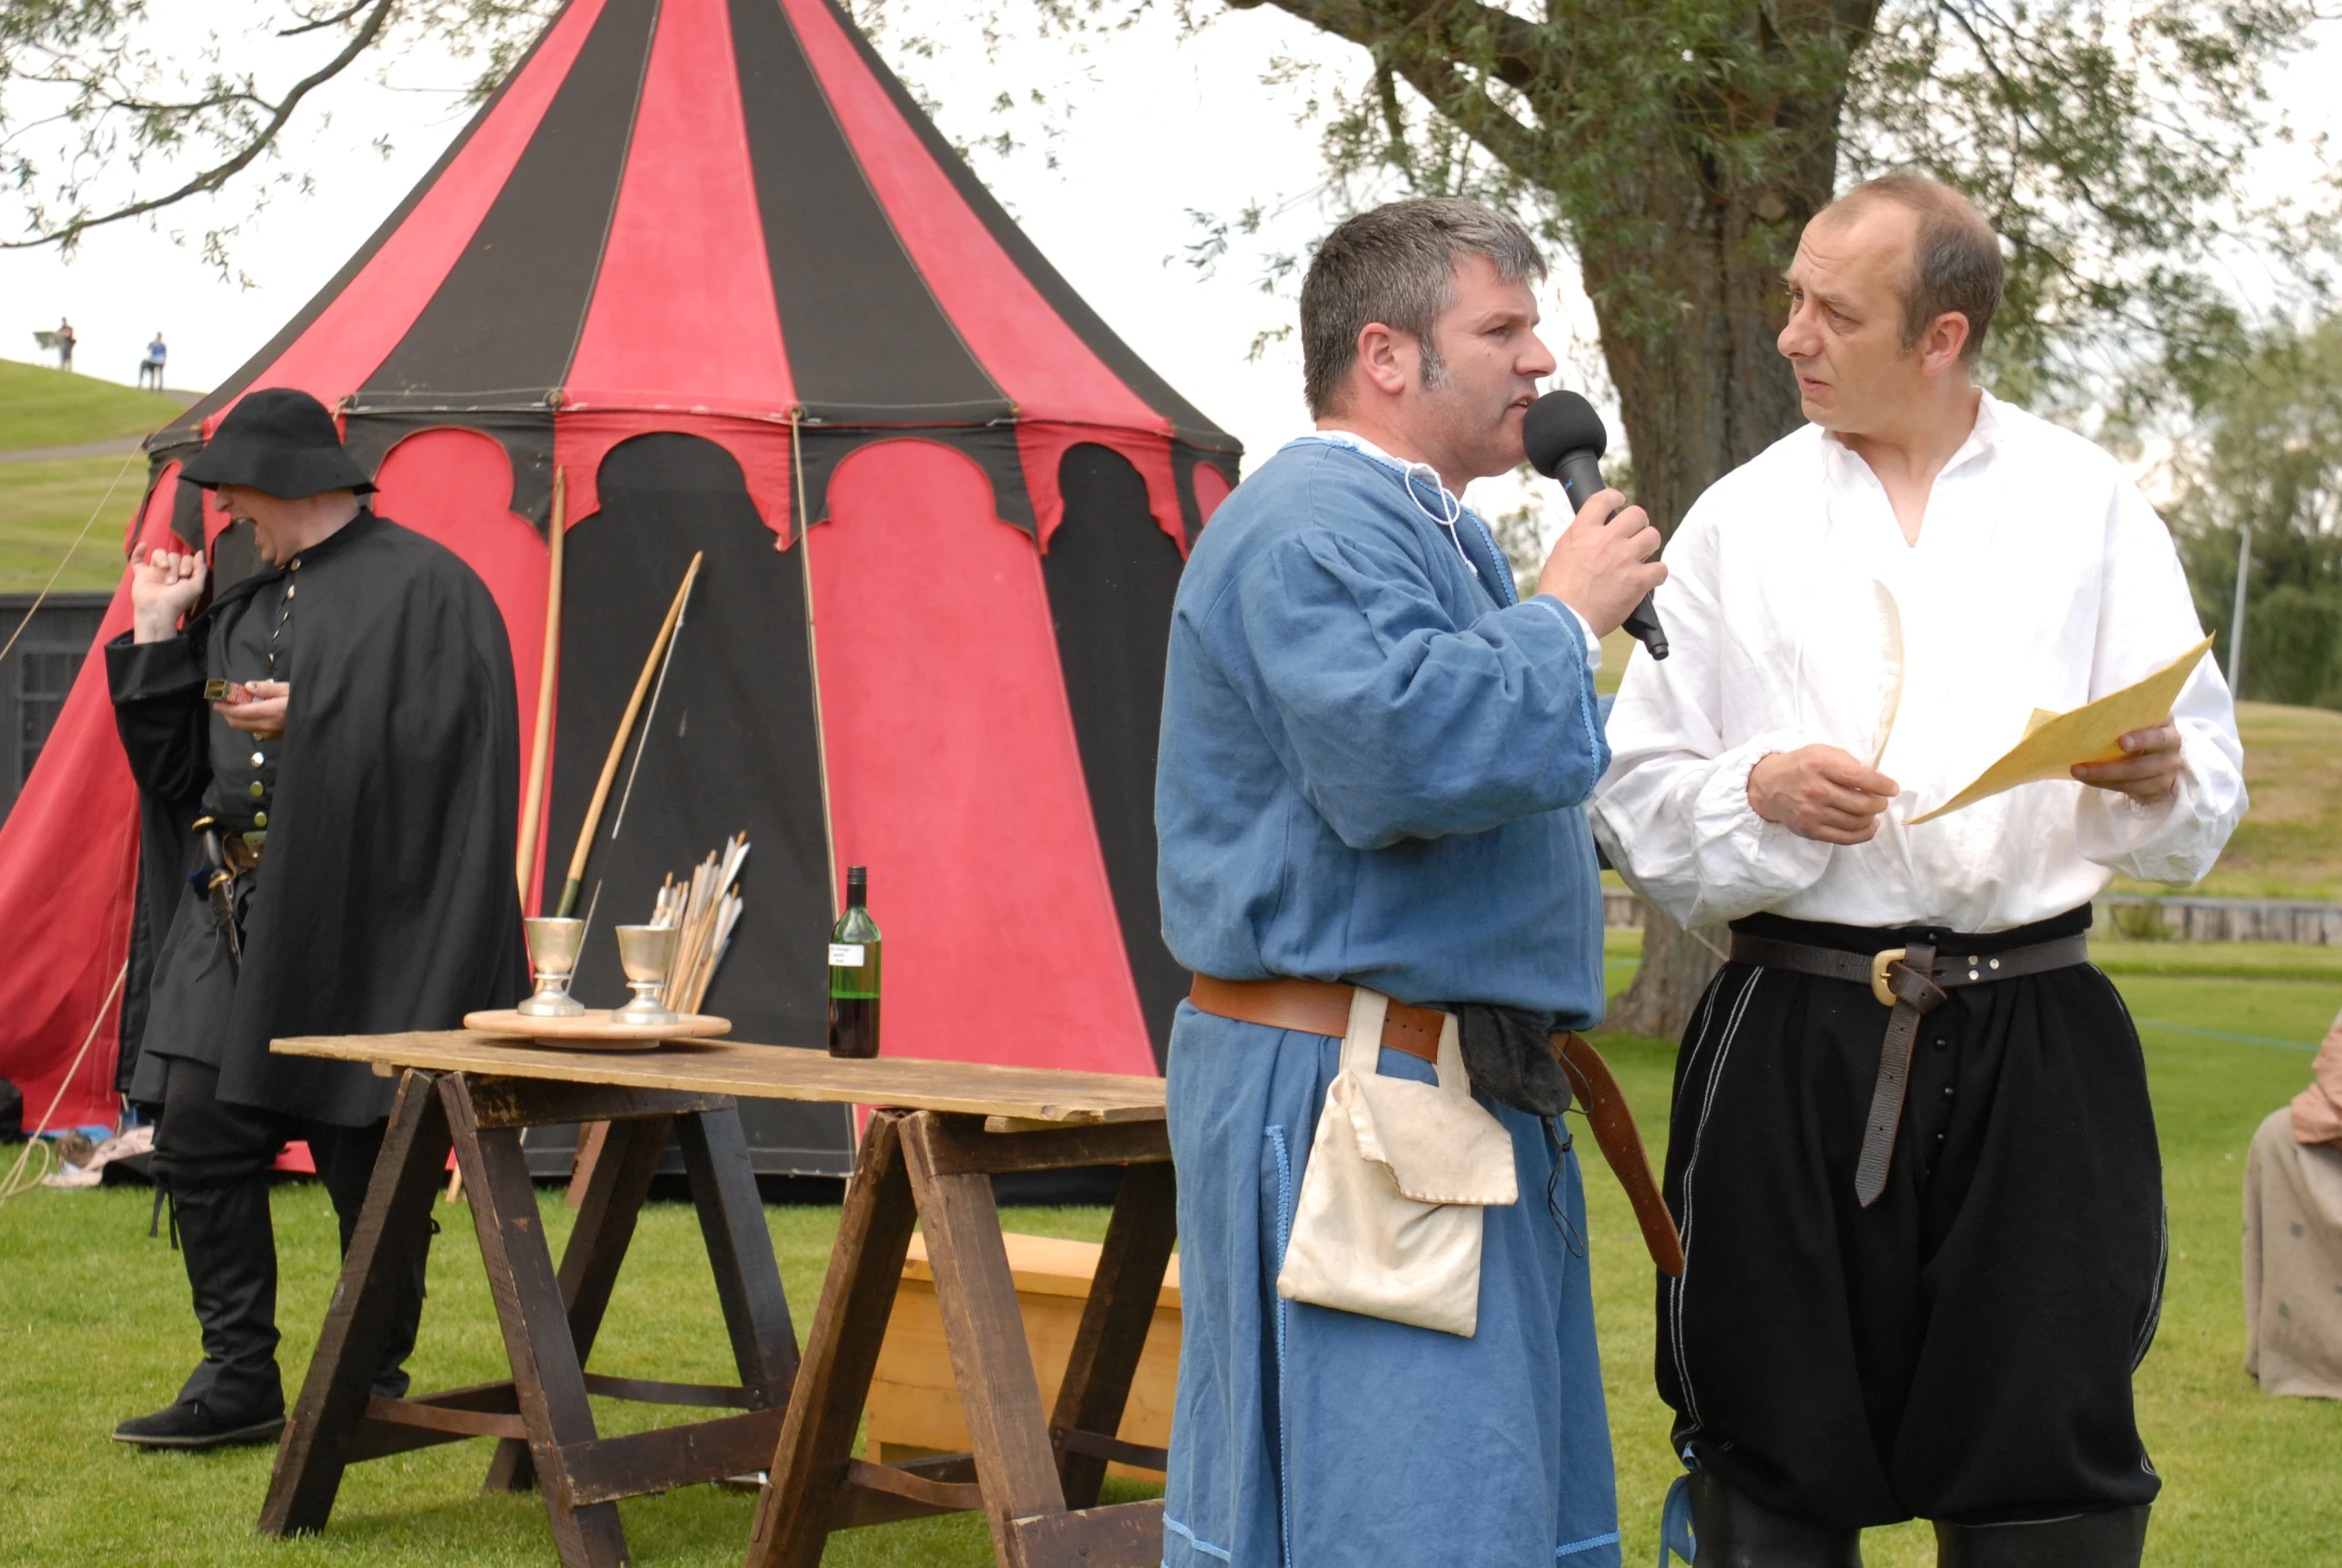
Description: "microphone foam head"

(1522, 390), (1607, 477)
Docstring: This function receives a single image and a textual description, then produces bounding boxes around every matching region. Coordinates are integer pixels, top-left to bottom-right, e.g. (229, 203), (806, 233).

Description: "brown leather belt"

(1188, 974), (1685, 1276)
(1728, 930), (2092, 1206)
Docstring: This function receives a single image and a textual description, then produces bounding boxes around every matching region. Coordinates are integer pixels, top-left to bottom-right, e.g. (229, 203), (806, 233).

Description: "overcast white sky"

(2, 3), (2334, 532)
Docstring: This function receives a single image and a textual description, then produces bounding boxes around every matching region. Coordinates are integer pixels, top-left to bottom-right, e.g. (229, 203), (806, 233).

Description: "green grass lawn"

(0, 451), (145, 593)
(2091, 938), (2342, 987)
(2131, 701), (2342, 904)
(0, 1190), (1130, 1567)
(3, 965), (2338, 1565)
(0, 355), (187, 593)
(0, 358), (188, 452)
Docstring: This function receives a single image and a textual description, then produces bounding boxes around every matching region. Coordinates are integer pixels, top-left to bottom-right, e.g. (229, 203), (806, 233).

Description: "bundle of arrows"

(649, 833), (748, 1015)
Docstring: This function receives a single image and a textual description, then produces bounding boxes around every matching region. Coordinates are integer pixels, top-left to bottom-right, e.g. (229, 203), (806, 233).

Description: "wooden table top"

(272, 1032), (1167, 1125)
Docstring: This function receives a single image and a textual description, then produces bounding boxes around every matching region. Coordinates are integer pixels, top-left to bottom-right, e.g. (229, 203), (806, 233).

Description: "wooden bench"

(869, 1231), (1180, 1479)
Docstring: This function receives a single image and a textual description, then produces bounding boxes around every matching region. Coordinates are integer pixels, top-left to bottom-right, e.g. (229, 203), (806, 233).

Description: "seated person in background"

(2244, 1007), (2342, 1399)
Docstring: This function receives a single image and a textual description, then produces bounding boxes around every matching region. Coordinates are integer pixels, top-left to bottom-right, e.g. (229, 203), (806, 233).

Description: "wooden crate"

(866, 1230), (1181, 1478)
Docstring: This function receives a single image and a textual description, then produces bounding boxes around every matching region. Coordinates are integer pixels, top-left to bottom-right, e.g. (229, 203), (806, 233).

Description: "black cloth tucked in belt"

(1727, 905), (2094, 1206)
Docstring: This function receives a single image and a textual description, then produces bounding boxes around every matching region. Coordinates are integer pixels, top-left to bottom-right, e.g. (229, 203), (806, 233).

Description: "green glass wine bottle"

(827, 866), (881, 1059)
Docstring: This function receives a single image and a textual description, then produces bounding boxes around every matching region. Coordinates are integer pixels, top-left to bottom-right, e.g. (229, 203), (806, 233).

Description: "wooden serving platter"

(460, 1008), (732, 1052)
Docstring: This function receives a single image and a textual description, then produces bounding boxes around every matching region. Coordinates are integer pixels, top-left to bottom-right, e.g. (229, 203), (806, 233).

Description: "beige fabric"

(2287, 1010), (2342, 1148)
(2243, 1105), (2342, 1398)
(1276, 987), (1517, 1338)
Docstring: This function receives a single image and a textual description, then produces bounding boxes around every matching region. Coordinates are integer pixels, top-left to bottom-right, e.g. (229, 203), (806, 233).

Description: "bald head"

(1812, 175), (2003, 364)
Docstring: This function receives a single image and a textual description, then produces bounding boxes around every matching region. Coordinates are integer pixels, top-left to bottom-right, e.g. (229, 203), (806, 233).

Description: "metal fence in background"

(0, 592), (111, 823)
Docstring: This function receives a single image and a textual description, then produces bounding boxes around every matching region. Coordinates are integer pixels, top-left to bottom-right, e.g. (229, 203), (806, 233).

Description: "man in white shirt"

(1593, 175), (2244, 1567)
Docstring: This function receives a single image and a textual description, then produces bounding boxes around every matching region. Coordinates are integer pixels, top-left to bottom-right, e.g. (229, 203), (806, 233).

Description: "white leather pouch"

(1275, 987), (1519, 1336)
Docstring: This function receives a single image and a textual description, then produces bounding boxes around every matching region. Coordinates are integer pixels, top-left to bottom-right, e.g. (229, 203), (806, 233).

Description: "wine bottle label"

(828, 943), (865, 967)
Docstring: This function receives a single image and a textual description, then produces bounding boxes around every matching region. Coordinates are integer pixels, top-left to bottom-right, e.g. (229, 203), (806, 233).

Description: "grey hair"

(1820, 174), (2004, 364)
(1300, 198), (1547, 417)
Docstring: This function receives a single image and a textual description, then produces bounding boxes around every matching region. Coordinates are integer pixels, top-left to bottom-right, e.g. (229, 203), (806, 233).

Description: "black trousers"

(148, 1056), (424, 1419)
(1656, 905), (2164, 1530)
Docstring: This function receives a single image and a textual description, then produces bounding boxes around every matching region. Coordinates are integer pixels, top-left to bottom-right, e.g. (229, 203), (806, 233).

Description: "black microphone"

(1521, 390), (1668, 660)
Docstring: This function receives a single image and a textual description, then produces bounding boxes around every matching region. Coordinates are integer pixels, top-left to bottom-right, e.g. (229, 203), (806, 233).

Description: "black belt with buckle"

(1728, 927), (2092, 1206)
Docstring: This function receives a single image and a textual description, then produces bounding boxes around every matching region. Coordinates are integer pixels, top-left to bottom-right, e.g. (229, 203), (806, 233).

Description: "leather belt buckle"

(1869, 947), (1909, 1008)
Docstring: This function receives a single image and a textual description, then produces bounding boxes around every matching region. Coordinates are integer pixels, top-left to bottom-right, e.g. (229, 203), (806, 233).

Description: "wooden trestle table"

(260, 1032), (1175, 1568)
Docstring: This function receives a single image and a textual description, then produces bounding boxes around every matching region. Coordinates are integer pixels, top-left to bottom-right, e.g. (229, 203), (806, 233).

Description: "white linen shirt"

(1590, 392), (2246, 934)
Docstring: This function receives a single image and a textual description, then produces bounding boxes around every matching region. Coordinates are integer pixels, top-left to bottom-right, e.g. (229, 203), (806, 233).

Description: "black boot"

(312, 1121), (427, 1400)
(367, 1235), (428, 1400)
(1691, 1472), (1864, 1567)
(1935, 1507), (2149, 1568)
(114, 1179), (286, 1449)
(111, 1399), (286, 1449)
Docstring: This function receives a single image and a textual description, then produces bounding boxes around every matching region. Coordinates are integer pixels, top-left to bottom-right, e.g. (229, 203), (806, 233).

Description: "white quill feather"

(1869, 579), (1906, 770)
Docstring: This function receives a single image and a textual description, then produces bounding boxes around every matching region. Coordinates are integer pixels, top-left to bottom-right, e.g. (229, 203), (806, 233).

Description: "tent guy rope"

(0, 959), (128, 1203)
(0, 448), (139, 666)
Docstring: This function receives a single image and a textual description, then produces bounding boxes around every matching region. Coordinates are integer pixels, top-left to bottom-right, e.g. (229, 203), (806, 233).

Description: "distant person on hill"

(55, 319), (75, 372)
(140, 334), (168, 391)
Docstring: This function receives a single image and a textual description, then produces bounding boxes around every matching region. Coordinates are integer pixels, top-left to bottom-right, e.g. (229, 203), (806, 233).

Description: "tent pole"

(514, 466), (566, 905)
(792, 410), (841, 919)
(459, 468), (568, 1205)
(554, 552), (704, 918)
(795, 412), (857, 1172)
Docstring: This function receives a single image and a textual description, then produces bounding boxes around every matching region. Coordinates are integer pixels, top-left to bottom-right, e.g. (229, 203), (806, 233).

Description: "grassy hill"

(0, 453), (146, 592)
(0, 359), (192, 595)
(2111, 700), (2342, 903)
(0, 358), (187, 450)
(1602, 640), (2336, 902)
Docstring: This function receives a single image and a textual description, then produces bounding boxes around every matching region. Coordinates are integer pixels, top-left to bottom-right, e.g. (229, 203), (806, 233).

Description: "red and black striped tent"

(0, 0), (1238, 1169)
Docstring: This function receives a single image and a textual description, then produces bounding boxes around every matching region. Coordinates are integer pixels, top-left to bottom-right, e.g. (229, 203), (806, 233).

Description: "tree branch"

(2, 0), (399, 251)
(281, 0), (379, 38)
(1387, 52), (1545, 183)
(1231, 0), (1550, 93)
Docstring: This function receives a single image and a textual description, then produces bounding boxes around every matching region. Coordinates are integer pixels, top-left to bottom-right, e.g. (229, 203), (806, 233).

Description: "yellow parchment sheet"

(1907, 635), (2214, 825)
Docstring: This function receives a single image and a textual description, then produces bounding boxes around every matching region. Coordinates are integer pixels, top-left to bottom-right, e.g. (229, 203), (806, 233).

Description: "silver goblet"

(517, 917), (586, 1017)
(613, 924), (681, 1027)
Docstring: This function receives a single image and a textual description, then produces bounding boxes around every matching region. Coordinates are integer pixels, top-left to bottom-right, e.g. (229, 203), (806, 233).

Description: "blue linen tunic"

(1155, 437), (1621, 1568)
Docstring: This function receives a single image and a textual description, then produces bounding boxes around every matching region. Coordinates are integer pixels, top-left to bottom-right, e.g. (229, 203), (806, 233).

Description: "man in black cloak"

(107, 388), (528, 1448)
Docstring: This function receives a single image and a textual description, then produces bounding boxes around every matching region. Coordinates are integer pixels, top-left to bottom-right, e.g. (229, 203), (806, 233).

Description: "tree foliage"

(2167, 314), (2342, 709)
(9, 0), (2330, 417)
(0, 0), (550, 262)
(1220, 0), (2334, 424)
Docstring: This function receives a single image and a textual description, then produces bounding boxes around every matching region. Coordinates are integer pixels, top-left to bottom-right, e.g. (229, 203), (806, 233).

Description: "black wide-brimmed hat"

(180, 388), (376, 496)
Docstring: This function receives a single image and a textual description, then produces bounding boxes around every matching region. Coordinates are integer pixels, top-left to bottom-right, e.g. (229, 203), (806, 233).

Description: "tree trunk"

(1575, 123), (1839, 549)
(1604, 900), (1728, 1042)
(1574, 100), (1843, 1028)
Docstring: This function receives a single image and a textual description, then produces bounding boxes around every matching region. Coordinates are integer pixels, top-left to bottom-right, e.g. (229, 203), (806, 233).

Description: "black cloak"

(110, 511), (528, 1126)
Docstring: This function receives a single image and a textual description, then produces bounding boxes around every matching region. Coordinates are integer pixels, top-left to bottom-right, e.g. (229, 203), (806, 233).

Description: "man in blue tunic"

(1156, 198), (1669, 1568)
